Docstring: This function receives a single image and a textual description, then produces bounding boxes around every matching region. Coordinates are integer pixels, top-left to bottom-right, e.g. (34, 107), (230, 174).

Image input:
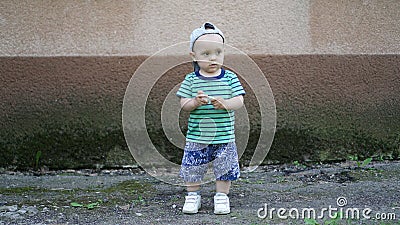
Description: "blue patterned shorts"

(180, 142), (240, 183)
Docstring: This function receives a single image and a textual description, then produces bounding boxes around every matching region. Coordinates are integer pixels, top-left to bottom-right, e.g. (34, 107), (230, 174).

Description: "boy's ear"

(189, 51), (196, 61)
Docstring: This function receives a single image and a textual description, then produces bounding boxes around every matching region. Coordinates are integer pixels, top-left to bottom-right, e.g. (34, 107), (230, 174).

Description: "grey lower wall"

(1, 55), (399, 169)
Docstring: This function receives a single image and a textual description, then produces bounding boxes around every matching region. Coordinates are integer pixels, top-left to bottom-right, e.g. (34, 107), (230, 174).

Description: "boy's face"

(191, 34), (224, 74)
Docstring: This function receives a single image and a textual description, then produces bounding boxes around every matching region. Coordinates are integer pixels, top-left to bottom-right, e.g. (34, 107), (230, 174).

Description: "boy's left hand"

(211, 97), (227, 110)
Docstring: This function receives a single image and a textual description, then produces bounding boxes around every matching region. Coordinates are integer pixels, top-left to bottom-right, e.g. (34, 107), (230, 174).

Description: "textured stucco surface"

(1, 55), (399, 169)
(310, 0), (400, 53)
(1, 0), (399, 55)
(0, 1), (399, 169)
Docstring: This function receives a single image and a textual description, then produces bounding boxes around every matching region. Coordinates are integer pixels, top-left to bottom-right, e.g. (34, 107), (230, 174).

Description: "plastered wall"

(1, 0), (399, 55)
(1, 1), (399, 169)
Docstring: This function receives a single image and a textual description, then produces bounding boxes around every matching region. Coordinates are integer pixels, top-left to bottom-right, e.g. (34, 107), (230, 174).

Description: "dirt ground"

(1, 161), (400, 225)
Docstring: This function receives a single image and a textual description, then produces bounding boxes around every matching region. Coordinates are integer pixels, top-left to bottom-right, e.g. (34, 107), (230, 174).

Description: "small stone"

(4, 205), (18, 212)
(17, 208), (27, 214)
(135, 212), (143, 216)
(26, 206), (39, 216)
(172, 204), (177, 209)
(119, 204), (130, 210)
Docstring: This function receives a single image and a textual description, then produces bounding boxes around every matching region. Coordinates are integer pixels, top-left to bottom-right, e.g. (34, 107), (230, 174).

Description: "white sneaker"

(182, 194), (201, 214)
(214, 193), (230, 214)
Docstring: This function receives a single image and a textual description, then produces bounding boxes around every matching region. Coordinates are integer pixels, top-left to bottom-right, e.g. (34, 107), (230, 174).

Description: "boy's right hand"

(194, 90), (209, 107)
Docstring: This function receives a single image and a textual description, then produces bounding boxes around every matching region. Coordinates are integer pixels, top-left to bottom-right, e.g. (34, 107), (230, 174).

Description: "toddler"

(176, 22), (245, 214)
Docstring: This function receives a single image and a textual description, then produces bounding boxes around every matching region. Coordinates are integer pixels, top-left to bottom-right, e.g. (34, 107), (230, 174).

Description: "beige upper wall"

(310, 0), (400, 54)
(0, 0), (399, 56)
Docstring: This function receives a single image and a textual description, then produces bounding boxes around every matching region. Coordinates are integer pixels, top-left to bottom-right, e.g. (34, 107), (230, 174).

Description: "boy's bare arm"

(181, 92), (244, 111)
(211, 95), (244, 110)
(180, 90), (209, 111)
(180, 98), (199, 111)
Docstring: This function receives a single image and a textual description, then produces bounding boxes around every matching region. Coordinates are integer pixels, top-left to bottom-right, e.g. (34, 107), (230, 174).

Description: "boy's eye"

(202, 52), (209, 56)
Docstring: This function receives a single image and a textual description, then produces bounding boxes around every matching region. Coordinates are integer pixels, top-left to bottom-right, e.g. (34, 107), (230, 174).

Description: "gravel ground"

(1, 161), (400, 225)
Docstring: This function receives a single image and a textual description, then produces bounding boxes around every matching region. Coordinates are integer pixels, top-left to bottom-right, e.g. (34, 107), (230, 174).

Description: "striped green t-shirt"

(176, 68), (245, 144)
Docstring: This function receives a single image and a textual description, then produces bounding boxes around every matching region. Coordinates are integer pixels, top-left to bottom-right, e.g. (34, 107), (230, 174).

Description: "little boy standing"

(176, 22), (246, 214)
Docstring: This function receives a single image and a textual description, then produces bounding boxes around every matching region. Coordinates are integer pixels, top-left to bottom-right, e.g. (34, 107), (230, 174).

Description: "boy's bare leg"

(216, 180), (231, 194)
(186, 182), (201, 192)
